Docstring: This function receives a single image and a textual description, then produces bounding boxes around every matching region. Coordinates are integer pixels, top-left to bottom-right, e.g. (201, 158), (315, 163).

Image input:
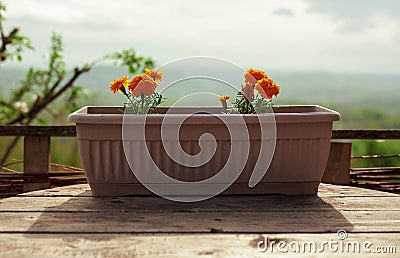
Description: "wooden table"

(0, 184), (399, 257)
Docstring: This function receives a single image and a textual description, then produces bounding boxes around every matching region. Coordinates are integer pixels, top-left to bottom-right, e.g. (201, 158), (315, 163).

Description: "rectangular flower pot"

(68, 105), (340, 196)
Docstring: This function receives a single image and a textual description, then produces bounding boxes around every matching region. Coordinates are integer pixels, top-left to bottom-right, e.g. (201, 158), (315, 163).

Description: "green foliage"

(2, 32), (34, 62)
(65, 85), (89, 112)
(124, 92), (164, 114)
(0, 1), (33, 62)
(0, 0), (156, 165)
(0, 32), (87, 125)
(0, 2), (5, 28)
(18, 33), (65, 95)
(231, 92), (256, 114)
(0, 30), (155, 125)
(345, 109), (400, 129)
(352, 140), (400, 168)
(45, 33), (66, 86)
(227, 93), (273, 114)
(105, 49), (155, 74)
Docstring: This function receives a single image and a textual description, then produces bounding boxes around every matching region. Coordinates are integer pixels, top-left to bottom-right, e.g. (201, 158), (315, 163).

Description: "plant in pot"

(219, 68), (280, 114)
(68, 67), (340, 199)
(108, 68), (164, 114)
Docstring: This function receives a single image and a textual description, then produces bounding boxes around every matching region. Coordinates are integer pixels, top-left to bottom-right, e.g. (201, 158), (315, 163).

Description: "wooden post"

(322, 141), (352, 185)
(23, 135), (51, 192)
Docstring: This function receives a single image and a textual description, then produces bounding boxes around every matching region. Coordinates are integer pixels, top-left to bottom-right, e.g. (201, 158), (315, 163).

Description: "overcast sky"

(2, 0), (400, 74)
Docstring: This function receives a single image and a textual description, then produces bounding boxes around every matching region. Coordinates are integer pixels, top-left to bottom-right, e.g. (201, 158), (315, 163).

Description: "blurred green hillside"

(1, 66), (399, 169)
(2, 66), (399, 129)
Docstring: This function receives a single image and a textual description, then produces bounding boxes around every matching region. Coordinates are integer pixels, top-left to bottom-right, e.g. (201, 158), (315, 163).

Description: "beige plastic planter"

(68, 105), (340, 197)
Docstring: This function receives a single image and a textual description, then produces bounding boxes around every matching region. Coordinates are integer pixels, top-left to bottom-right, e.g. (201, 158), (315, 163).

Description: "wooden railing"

(1, 126), (399, 139)
(0, 126), (84, 196)
(1, 126), (399, 195)
(332, 130), (400, 139)
(332, 130), (400, 193)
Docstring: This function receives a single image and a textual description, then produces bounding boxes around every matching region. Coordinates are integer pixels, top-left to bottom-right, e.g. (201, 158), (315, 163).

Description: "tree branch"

(0, 27), (19, 62)
(6, 66), (90, 125)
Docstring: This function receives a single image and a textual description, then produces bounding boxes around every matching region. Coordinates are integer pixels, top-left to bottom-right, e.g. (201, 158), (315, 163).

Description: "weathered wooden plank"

(1, 195), (400, 212)
(18, 184), (92, 197)
(0, 233), (398, 258)
(3, 184), (398, 233)
(0, 184), (398, 257)
(322, 142), (351, 185)
(0, 210), (399, 233)
(317, 184), (399, 197)
(351, 167), (400, 173)
(23, 136), (51, 192)
(18, 183), (399, 197)
(0, 126), (76, 137)
(352, 154), (400, 159)
(332, 129), (400, 139)
(1, 126), (399, 139)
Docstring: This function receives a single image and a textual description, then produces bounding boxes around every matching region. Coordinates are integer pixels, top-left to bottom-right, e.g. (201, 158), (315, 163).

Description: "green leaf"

(37, 118), (48, 126)
(105, 49), (156, 75)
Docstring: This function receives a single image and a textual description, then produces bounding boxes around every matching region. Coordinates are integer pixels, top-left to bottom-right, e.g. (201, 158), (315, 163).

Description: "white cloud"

(305, 0), (400, 33)
(2, 0), (400, 74)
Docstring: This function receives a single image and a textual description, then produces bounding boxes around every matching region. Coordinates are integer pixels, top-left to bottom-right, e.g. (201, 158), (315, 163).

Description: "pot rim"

(67, 105), (341, 124)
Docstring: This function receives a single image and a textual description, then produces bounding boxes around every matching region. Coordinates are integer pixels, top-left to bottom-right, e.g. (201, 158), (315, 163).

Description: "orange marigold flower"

(255, 78), (280, 99)
(219, 95), (230, 101)
(129, 75), (157, 97)
(145, 68), (164, 82)
(109, 76), (129, 94)
(128, 74), (145, 92)
(241, 83), (255, 100)
(244, 68), (268, 85)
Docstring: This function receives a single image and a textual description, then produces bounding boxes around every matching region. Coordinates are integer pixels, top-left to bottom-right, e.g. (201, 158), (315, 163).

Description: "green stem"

(121, 88), (135, 113)
(127, 96), (136, 113)
(141, 93), (145, 114)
